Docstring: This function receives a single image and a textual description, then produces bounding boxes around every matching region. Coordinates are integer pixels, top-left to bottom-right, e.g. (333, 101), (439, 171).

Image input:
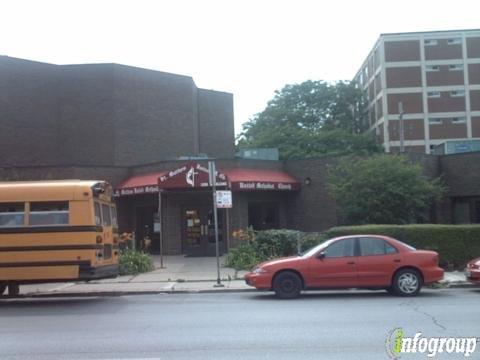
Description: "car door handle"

(394, 259), (401, 263)
(347, 261), (355, 265)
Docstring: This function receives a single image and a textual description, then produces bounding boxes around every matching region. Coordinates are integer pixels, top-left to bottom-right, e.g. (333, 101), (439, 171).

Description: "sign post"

(215, 190), (232, 208)
(208, 161), (224, 287)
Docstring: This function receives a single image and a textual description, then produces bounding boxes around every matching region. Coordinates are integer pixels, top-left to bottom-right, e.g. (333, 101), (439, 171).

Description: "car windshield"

(300, 238), (336, 257)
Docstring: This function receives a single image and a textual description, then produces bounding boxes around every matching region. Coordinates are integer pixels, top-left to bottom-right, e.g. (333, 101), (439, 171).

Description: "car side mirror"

(317, 251), (326, 260)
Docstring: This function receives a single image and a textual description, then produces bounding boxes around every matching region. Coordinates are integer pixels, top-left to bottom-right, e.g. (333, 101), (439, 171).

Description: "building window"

(452, 116), (466, 123)
(248, 202), (279, 230)
(424, 39), (438, 46)
(448, 64), (464, 71)
(427, 91), (441, 98)
(447, 38), (462, 45)
(450, 90), (465, 97)
(429, 118), (442, 125)
(426, 65), (440, 72)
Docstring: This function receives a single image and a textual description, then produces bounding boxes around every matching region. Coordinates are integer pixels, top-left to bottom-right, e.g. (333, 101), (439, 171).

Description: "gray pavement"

(1, 288), (479, 359)
(10, 257), (473, 297)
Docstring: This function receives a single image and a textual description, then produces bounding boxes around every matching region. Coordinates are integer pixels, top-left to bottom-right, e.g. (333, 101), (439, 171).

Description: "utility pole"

(208, 161), (224, 287)
(398, 102), (405, 153)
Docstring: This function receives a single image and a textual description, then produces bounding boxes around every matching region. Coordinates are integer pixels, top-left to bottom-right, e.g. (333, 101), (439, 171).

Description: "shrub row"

(324, 224), (480, 269)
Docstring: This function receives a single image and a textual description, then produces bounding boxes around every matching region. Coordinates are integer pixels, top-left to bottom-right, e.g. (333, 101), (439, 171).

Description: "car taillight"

(96, 235), (103, 244)
(471, 264), (480, 270)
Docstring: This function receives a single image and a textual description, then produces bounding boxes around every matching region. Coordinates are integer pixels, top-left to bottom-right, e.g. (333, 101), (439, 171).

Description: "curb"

(442, 282), (479, 289)
(2, 282), (476, 300)
(3, 288), (259, 299)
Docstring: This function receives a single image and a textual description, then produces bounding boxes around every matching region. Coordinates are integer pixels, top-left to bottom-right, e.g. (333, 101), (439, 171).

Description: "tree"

(237, 80), (377, 159)
(327, 155), (445, 225)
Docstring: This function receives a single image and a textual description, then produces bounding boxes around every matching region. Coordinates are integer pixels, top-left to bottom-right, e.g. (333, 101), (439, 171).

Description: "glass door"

(205, 209), (225, 256)
(183, 207), (226, 256)
(184, 209), (203, 256)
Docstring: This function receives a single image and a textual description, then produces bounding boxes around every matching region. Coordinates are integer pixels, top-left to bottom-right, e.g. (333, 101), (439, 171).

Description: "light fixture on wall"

(304, 177), (312, 186)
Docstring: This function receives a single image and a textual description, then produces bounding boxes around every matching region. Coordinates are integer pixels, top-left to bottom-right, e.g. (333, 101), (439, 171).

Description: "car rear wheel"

(0, 282), (6, 296)
(273, 271), (302, 299)
(393, 269), (422, 297)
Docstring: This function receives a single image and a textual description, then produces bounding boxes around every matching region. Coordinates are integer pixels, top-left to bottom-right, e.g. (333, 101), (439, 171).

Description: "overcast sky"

(2, 0), (479, 134)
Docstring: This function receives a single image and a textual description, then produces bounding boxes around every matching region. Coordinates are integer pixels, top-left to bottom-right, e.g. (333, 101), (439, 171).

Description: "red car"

(465, 257), (480, 284)
(245, 235), (444, 299)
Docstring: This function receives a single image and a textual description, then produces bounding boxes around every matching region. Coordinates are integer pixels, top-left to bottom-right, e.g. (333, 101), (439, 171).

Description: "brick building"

(0, 56), (235, 166)
(1, 56), (479, 255)
(354, 29), (480, 154)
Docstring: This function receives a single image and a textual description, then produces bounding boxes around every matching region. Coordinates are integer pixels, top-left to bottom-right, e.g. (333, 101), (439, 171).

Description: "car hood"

(258, 256), (302, 269)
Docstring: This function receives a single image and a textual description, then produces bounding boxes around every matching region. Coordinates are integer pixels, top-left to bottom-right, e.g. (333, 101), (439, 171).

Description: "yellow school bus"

(0, 180), (119, 296)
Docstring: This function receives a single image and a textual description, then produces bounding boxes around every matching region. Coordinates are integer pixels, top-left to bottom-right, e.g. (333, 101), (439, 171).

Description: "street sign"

(216, 190), (232, 208)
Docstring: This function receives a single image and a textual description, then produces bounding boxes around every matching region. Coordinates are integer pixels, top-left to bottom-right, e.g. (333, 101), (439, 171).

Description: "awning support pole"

(209, 161), (224, 288)
(158, 190), (165, 269)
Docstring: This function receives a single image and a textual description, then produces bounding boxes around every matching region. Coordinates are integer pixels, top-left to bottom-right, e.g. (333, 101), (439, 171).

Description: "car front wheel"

(273, 271), (302, 299)
(393, 269), (422, 296)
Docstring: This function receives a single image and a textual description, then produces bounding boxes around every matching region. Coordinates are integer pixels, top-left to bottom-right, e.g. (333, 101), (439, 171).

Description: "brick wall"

(198, 89), (235, 158)
(0, 57), (235, 168)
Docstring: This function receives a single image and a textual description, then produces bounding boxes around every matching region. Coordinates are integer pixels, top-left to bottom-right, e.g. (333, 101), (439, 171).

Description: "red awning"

(114, 171), (166, 197)
(223, 168), (300, 191)
(115, 165), (300, 196)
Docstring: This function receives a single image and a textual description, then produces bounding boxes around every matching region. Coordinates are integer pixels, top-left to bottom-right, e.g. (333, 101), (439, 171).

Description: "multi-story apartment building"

(354, 29), (480, 153)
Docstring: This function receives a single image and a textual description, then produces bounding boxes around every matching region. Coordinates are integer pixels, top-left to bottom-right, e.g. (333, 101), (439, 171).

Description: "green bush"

(226, 229), (325, 271)
(119, 250), (154, 275)
(225, 243), (263, 271)
(324, 224), (480, 269)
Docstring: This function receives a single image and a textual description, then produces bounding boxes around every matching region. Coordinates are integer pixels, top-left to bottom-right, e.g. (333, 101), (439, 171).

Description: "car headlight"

(252, 267), (268, 274)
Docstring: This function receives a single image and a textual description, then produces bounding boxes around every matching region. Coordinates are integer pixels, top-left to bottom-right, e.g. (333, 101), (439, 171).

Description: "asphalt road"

(1, 288), (479, 360)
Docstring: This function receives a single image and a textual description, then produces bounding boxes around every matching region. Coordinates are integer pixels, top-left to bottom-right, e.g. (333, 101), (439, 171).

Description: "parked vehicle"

(0, 180), (119, 297)
(465, 257), (480, 284)
(245, 235), (444, 299)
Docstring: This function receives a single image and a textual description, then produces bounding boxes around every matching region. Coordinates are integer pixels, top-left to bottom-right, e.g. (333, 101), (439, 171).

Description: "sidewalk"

(17, 255), (252, 297)
(11, 258), (475, 298)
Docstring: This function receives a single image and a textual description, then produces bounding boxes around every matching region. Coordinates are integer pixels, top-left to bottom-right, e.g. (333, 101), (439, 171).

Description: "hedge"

(324, 224), (480, 269)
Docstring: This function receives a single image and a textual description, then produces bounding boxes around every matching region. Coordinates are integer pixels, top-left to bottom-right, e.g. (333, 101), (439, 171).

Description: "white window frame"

(452, 116), (466, 123)
(425, 39), (438, 46)
(427, 91), (441, 98)
(448, 64), (464, 71)
(426, 65), (440, 72)
(450, 90), (465, 97)
(429, 118), (442, 125)
(447, 38), (462, 45)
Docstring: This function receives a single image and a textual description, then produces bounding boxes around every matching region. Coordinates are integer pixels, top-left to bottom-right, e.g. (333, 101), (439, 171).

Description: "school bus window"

(29, 202), (69, 226)
(110, 206), (118, 228)
(94, 202), (102, 226)
(101, 203), (112, 226)
(0, 203), (25, 227)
